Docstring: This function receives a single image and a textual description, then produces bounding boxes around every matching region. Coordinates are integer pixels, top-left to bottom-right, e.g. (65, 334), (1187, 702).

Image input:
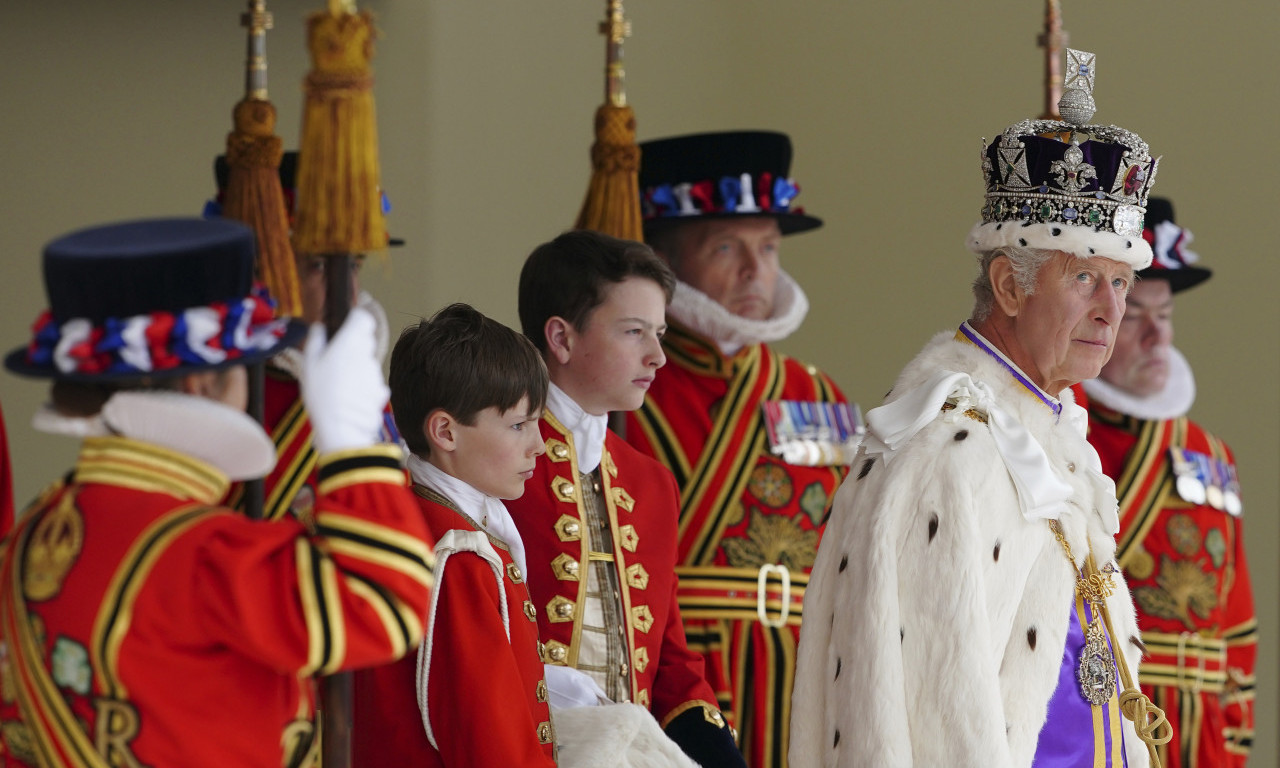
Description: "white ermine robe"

(789, 329), (1149, 768)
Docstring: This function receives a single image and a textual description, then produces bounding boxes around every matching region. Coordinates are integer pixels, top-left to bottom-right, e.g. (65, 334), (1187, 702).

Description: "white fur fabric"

(789, 331), (1147, 768)
(553, 703), (702, 768)
(967, 220), (1153, 270)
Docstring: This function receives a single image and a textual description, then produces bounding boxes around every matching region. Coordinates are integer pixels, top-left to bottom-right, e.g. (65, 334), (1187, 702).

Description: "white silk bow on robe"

(861, 370), (1118, 533)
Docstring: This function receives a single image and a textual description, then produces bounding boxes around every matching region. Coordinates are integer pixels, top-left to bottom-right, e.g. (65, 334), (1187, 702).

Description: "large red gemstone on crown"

(1123, 165), (1146, 196)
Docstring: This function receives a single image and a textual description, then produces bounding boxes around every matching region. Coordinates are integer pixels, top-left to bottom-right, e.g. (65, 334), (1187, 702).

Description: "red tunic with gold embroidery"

(620, 322), (847, 768)
(352, 488), (555, 767)
(506, 414), (727, 732)
(1088, 404), (1256, 767)
(0, 437), (433, 768)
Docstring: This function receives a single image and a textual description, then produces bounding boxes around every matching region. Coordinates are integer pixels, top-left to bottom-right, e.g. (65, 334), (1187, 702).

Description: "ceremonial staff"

(574, 0), (643, 241)
(1038, 0), (1068, 121)
(221, 0), (302, 520)
(292, 1), (387, 765)
(576, 0), (641, 438)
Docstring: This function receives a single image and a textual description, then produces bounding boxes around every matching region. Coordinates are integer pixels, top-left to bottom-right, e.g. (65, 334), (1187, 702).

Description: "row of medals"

(1170, 447), (1242, 516)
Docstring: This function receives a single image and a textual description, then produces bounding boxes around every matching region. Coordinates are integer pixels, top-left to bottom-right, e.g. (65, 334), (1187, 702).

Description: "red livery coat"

(1088, 404), (1256, 767)
(0, 437), (433, 768)
(352, 487), (556, 767)
(621, 322), (847, 767)
(506, 413), (722, 729)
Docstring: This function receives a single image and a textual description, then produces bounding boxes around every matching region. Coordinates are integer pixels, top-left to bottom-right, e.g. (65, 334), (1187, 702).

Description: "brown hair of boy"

(390, 303), (548, 457)
(517, 230), (675, 354)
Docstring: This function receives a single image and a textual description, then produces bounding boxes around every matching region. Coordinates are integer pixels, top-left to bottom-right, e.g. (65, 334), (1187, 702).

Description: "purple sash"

(1032, 597), (1128, 767)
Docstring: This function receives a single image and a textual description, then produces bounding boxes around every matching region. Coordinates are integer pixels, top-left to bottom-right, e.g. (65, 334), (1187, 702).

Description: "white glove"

(301, 306), (391, 454)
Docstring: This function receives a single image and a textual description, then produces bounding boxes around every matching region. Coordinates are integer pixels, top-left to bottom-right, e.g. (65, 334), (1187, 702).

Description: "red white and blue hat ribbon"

(25, 287), (291, 378)
(644, 172), (801, 219)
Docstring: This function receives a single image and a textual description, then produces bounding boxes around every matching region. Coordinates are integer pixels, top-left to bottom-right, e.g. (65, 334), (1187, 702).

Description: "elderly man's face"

(662, 217), (782, 320)
(1098, 278), (1174, 397)
(1009, 251), (1133, 393)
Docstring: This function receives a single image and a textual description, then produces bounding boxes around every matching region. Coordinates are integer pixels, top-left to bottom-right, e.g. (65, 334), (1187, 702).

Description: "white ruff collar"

(35, 391), (276, 481)
(1082, 345), (1196, 421)
(546, 383), (607, 474)
(666, 269), (809, 355)
(407, 453), (527, 575)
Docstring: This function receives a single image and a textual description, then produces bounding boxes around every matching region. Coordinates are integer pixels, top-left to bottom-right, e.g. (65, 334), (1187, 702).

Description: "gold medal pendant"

(1077, 615), (1117, 706)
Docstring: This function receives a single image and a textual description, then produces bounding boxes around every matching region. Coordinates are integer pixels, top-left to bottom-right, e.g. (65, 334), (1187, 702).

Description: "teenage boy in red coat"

(509, 230), (745, 768)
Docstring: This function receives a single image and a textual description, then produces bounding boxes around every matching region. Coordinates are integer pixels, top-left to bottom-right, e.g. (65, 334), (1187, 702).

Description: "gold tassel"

(223, 98), (302, 317)
(293, 8), (385, 257)
(574, 104), (643, 242)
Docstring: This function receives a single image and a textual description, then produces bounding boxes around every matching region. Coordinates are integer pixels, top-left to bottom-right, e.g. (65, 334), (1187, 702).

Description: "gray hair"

(970, 246), (1056, 323)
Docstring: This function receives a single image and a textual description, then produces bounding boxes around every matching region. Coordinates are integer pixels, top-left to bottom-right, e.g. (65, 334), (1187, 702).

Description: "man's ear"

(544, 316), (575, 366)
(988, 254), (1025, 318)
(424, 409), (458, 454)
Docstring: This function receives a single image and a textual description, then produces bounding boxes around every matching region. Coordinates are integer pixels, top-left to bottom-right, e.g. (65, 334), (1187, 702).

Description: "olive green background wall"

(2, 2), (1275, 761)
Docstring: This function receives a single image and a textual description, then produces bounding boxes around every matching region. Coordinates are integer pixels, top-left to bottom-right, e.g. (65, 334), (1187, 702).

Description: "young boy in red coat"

(510, 230), (745, 768)
(351, 303), (557, 766)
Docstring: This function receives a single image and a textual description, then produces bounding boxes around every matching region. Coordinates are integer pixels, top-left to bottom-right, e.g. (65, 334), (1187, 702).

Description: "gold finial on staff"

(600, 0), (631, 108)
(1037, 0), (1069, 120)
(224, 0), (302, 319)
(573, 0), (643, 240)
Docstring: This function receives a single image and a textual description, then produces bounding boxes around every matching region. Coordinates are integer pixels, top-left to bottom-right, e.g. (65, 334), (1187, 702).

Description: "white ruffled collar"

(406, 454), (527, 575)
(1081, 345), (1195, 421)
(665, 268), (809, 356)
(545, 383), (607, 474)
(33, 391), (276, 481)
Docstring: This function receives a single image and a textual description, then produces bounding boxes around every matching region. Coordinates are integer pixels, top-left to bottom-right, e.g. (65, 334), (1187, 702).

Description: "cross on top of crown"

(1063, 49), (1096, 96)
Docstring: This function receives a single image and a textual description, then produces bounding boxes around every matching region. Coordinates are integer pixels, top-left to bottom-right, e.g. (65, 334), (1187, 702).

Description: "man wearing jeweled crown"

(790, 50), (1171, 768)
